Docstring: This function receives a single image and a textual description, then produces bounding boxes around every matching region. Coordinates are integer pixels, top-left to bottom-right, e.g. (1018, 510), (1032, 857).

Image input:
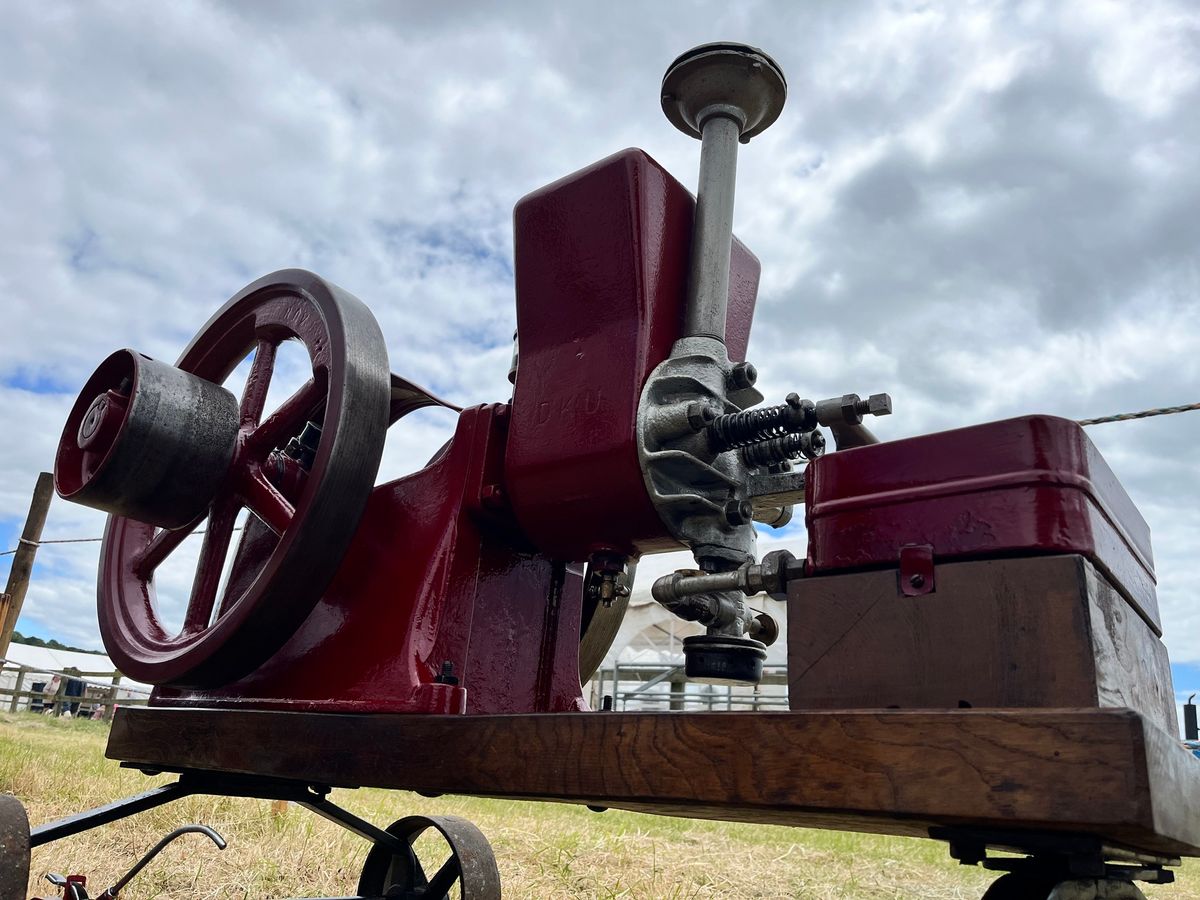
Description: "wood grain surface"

(788, 555), (1177, 732)
(107, 706), (1200, 856)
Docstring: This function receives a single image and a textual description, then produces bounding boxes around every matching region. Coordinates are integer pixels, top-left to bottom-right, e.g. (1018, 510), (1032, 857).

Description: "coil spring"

(740, 430), (825, 468)
(709, 396), (816, 450)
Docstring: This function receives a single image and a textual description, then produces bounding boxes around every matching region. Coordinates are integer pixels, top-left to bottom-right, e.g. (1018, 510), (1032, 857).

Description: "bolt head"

(480, 484), (506, 510)
(865, 393), (893, 417)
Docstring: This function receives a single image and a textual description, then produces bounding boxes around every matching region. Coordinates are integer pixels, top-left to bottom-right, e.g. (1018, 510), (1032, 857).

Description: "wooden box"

(788, 554), (1177, 734)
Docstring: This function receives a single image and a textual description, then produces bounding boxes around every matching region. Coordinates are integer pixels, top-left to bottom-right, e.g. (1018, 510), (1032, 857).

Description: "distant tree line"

(10, 631), (105, 655)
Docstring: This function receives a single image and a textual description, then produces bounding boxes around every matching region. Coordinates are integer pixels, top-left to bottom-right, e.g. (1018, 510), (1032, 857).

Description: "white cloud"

(2, 2), (1198, 672)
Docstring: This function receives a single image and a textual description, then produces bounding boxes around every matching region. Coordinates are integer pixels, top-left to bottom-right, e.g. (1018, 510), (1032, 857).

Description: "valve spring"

(709, 396), (817, 451)
(740, 430), (825, 468)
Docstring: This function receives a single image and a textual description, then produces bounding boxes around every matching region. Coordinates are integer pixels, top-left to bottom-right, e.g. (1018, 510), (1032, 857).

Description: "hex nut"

(758, 549), (795, 598)
(724, 498), (754, 526)
(839, 393), (863, 425)
(728, 362), (758, 391)
(741, 565), (766, 595)
(687, 400), (718, 431)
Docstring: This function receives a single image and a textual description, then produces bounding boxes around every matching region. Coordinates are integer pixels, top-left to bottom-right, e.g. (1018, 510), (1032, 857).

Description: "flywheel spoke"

(241, 470), (295, 535)
(245, 374), (325, 459)
(132, 513), (205, 577)
(424, 857), (462, 898)
(182, 498), (239, 634)
(240, 338), (278, 428)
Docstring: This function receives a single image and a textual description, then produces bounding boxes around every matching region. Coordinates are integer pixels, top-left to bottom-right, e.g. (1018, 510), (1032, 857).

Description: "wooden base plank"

(107, 707), (1200, 857)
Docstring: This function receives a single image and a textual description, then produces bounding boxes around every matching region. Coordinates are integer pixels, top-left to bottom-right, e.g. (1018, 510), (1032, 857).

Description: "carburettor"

(635, 44), (889, 683)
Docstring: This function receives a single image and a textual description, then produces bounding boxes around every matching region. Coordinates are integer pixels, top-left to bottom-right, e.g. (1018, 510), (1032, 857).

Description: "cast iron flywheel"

(57, 269), (390, 687)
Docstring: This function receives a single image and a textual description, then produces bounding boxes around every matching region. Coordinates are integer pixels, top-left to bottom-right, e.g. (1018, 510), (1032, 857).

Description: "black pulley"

(55, 349), (239, 529)
(683, 633), (767, 685)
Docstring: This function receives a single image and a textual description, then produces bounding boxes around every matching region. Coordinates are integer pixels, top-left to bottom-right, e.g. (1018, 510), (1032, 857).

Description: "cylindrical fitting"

(55, 349), (239, 529)
(651, 549), (801, 606)
(686, 113), (741, 341)
(652, 569), (745, 606)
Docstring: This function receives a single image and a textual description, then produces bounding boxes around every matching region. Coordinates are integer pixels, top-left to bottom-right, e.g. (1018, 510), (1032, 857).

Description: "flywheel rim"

(98, 269), (390, 687)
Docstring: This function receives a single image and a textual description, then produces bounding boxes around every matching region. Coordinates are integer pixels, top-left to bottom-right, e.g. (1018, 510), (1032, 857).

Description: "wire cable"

(0, 525), (246, 557)
(1078, 401), (1200, 426)
(3, 404), (1198, 556)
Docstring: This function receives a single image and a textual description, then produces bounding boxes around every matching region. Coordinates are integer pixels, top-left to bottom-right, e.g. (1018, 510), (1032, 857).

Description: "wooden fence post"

(52, 676), (67, 716)
(0, 472), (55, 659)
(8, 668), (25, 713)
(104, 672), (122, 722)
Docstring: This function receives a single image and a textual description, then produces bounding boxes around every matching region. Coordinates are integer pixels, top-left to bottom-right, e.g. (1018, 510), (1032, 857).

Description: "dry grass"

(2, 712), (1198, 899)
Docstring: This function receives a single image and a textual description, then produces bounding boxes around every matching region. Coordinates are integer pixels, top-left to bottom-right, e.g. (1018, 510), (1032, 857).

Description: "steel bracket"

(931, 825), (1178, 886)
(898, 543), (935, 596)
(31, 769), (405, 856)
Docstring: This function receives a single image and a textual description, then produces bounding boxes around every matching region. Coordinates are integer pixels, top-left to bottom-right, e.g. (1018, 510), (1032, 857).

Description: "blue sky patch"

(3, 371), (74, 394)
(1174, 662), (1200, 698)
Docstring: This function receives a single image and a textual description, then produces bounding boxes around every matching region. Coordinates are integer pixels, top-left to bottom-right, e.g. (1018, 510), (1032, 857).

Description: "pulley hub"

(55, 349), (239, 529)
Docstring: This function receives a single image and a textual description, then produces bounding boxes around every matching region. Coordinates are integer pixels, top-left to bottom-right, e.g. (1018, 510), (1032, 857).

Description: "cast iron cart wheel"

(983, 873), (1149, 899)
(357, 815), (501, 899)
(97, 269), (390, 687)
(1046, 881), (1149, 900)
(0, 795), (30, 900)
(981, 872), (1060, 899)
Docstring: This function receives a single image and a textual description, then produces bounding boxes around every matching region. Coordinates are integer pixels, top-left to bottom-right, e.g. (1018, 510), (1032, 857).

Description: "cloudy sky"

(2, 2), (1198, 703)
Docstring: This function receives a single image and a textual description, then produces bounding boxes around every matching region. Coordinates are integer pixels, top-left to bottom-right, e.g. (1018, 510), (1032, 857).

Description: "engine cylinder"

(55, 349), (238, 528)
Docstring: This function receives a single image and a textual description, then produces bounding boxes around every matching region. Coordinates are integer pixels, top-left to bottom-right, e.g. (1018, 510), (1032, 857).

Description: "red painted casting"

(152, 149), (760, 712)
(804, 414), (1160, 632)
(155, 403), (588, 714)
(505, 149), (760, 560)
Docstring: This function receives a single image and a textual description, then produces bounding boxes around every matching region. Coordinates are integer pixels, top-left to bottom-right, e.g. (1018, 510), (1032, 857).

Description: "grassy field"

(2, 713), (1198, 899)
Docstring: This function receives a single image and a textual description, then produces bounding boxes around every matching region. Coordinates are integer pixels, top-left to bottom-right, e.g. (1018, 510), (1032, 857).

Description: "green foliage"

(10, 631), (105, 655)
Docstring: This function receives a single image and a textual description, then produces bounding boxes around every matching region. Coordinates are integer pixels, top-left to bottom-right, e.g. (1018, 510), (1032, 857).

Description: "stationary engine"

(12, 42), (1194, 900)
